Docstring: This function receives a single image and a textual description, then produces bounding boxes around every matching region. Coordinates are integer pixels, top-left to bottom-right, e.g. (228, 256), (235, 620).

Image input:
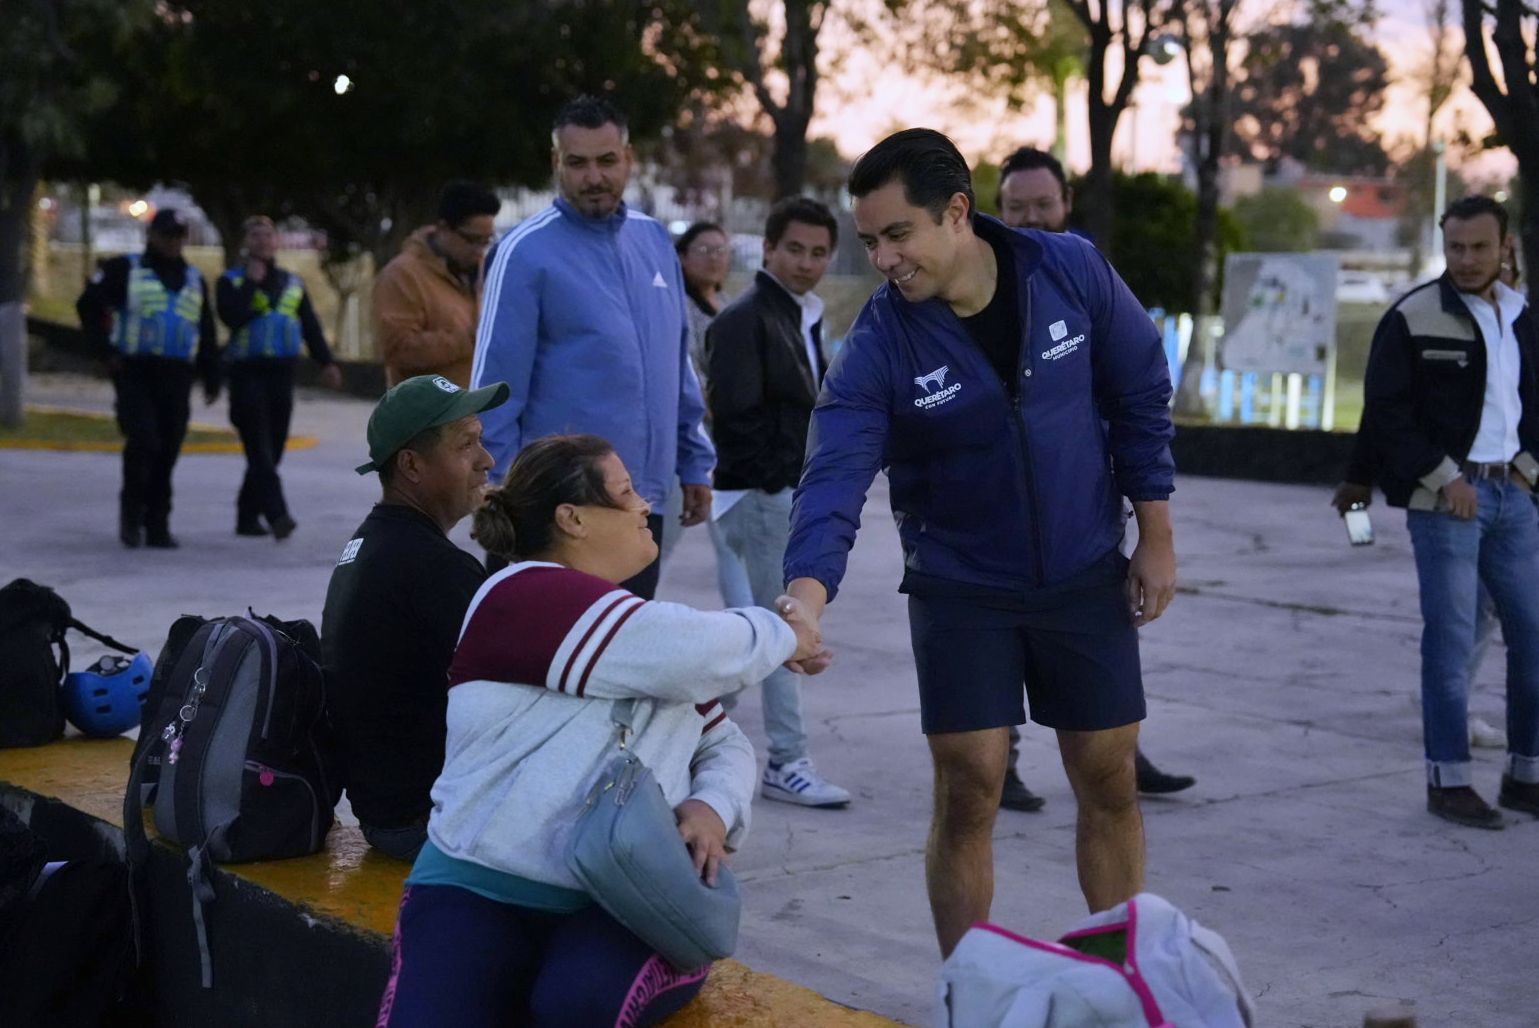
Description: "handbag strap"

(610, 698), (637, 750)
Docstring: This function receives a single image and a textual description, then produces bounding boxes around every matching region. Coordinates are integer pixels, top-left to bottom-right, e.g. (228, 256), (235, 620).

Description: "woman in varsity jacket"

(376, 433), (823, 1028)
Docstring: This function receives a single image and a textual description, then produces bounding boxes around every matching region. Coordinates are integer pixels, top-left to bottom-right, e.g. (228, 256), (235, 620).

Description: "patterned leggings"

(376, 884), (708, 1028)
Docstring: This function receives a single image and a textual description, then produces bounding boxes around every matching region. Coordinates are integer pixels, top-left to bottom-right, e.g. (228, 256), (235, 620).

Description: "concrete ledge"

(0, 739), (899, 1027)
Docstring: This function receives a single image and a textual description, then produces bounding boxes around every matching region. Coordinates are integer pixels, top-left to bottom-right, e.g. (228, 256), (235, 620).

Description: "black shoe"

(119, 517), (143, 549)
(1427, 785), (1504, 829)
(1000, 767), (1046, 812)
(1135, 751), (1196, 795)
(144, 529), (179, 549)
(1498, 775), (1539, 817)
(236, 519), (269, 537)
(270, 514), (297, 541)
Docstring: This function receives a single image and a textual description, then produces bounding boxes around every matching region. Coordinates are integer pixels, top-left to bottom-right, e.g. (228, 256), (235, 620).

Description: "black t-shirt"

(960, 232), (1022, 395)
(320, 504), (486, 829)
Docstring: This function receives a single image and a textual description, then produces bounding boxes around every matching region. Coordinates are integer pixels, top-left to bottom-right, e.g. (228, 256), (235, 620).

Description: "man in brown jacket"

(372, 181), (500, 387)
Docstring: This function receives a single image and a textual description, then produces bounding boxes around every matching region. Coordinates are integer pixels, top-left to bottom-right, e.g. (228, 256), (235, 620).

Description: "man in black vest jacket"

(705, 197), (851, 809)
(1362, 195), (1539, 829)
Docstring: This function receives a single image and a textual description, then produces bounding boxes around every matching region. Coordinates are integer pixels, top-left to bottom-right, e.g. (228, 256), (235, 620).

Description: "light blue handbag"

(566, 699), (741, 971)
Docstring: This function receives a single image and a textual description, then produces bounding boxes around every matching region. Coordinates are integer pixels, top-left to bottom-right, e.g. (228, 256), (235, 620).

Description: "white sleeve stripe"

(544, 588), (638, 692)
(558, 594), (646, 694)
(456, 563), (529, 644)
(470, 206), (561, 389)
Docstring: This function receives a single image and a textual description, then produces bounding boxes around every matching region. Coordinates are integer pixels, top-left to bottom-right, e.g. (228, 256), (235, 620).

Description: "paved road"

(2, 374), (1534, 1027)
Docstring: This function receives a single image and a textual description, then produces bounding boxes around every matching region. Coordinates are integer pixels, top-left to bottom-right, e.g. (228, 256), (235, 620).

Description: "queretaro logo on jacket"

(914, 365), (961, 409)
(1041, 320), (1086, 361)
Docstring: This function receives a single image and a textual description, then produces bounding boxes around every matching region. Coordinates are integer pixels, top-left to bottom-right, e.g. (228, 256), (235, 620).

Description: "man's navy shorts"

(904, 549), (1146, 735)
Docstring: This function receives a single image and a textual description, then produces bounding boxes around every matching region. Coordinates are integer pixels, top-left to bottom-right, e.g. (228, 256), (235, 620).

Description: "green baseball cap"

(354, 375), (510, 475)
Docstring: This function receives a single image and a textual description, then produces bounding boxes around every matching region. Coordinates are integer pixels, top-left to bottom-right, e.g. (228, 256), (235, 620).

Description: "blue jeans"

(715, 488), (806, 765)
(1406, 478), (1539, 787)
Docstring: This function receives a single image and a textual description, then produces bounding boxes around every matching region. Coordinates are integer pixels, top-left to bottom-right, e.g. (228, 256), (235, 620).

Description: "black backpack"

(124, 613), (341, 987)
(0, 579), (136, 748)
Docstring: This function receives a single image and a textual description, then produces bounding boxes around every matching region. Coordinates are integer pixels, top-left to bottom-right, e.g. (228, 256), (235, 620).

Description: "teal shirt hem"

(406, 841), (592, 913)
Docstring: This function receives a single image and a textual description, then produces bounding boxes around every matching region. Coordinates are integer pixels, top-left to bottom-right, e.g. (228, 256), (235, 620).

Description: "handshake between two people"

(774, 590), (833, 675)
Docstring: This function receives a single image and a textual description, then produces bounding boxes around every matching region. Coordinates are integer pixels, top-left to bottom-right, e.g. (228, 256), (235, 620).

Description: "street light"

(333, 74), (354, 95)
(1328, 186), (1348, 203)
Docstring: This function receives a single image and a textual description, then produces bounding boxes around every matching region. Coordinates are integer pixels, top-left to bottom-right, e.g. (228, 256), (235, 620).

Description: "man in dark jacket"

(1361, 195), (1539, 829)
(322, 374), (508, 860)
(217, 215), (343, 540)
(706, 196), (850, 809)
(76, 209), (220, 549)
(783, 129), (1176, 956)
(994, 145), (1195, 810)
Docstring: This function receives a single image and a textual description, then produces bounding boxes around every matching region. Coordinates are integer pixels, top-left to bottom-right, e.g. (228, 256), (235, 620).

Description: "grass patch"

(0, 406), (313, 454)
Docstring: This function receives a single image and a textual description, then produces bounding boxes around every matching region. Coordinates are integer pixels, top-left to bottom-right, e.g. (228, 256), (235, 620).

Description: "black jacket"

(706, 271), (826, 492)
(1362, 275), (1539, 508)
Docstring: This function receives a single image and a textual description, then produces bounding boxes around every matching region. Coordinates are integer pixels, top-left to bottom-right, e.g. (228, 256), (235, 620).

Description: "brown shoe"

(1426, 785), (1504, 829)
(1498, 775), (1539, 817)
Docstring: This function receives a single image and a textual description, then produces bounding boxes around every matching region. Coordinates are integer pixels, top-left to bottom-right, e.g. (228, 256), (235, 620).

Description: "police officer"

(77, 209), (220, 549)
(216, 216), (343, 539)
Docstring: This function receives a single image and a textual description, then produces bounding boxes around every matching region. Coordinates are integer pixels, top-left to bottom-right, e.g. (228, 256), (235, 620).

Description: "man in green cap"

(321, 374), (509, 860)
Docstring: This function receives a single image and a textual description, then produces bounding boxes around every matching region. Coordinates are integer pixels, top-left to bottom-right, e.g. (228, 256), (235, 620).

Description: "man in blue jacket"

(471, 96), (714, 598)
(783, 129), (1177, 956)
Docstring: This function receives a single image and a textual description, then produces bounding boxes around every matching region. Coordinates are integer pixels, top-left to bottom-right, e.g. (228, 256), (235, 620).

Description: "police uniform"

(75, 217), (219, 548)
(215, 261), (335, 536)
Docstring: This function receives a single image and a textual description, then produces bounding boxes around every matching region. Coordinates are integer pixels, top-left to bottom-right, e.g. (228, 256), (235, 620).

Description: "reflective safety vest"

(112, 256), (203, 360)
(222, 268), (305, 359)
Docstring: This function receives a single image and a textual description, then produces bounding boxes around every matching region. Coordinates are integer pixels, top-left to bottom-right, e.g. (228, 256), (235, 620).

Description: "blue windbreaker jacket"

(784, 216), (1174, 600)
(471, 198), (714, 505)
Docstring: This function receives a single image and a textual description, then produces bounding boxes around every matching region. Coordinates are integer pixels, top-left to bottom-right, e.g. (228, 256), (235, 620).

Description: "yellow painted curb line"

(0, 738), (904, 1028)
(0, 404), (318, 454)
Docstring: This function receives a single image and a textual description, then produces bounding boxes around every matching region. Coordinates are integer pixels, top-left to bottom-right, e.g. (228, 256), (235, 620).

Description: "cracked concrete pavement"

(3, 373), (1536, 1027)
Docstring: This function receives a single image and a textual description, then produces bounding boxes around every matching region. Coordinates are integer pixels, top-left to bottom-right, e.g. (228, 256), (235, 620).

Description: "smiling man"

(1362, 194), (1539, 830)
(322, 374), (509, 860)
(782, 129), (1177, 955)
(471, 95), (714, 598)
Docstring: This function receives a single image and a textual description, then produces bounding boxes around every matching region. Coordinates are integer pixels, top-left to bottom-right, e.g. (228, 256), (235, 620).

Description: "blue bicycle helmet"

(63, 652), (154, 738)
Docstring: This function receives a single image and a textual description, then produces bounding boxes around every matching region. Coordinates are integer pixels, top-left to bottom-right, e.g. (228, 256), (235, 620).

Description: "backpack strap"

(66, 617), (138, 656)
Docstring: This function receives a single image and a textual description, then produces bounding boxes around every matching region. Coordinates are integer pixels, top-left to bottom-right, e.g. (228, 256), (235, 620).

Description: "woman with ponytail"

(377, 433), (825, 1028)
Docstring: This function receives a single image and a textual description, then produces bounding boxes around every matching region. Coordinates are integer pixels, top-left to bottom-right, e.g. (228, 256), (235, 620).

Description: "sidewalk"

(2, 375), (1535, 1027)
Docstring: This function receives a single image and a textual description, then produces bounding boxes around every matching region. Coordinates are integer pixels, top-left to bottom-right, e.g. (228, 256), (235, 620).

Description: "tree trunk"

(0, 145), (39, 427)
(1522, 170), (1538, 309)
(1082, 23), (1118, 245)
(1174, 0), (1230, 417)
(768, 0), (820, 199)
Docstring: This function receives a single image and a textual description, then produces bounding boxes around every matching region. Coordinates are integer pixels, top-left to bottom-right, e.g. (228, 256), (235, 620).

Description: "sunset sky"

(804, 0), (1517, 185)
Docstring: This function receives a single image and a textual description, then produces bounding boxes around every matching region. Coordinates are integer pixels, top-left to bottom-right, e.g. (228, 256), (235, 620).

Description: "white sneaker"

(1470, 716), (1508, 749)
(761, 758), (851, 808)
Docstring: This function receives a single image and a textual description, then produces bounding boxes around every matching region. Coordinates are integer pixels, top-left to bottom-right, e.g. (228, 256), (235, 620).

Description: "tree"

(696, 0), (830, 199)
(1063, 0), (1175, 244)
(1404, 0), (1463, 274)
(1, 0), (153, 425)
(69, 0), (715, 268)
(1072, 171), (1241, 312)
(1172, 0), (1240, 414)
(1230, 0), (1392, 175)
(1230, 188), (1320, 252)
(1459, 0), (1539, 304)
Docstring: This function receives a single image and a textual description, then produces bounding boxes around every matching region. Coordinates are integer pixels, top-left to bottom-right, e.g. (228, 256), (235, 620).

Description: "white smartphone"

(1344, 503), (1374, 546)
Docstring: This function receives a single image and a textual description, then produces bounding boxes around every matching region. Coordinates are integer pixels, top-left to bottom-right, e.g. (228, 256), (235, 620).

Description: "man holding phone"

(1361, 195), (1539, 828)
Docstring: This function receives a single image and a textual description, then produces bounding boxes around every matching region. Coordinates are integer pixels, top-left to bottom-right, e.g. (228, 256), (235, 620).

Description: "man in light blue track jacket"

(471, 96), (715, 598)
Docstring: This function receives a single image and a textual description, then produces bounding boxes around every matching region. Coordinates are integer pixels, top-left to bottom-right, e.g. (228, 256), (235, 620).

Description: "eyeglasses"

(688, 245), (730, 257)
(453, 228), (494, 248)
